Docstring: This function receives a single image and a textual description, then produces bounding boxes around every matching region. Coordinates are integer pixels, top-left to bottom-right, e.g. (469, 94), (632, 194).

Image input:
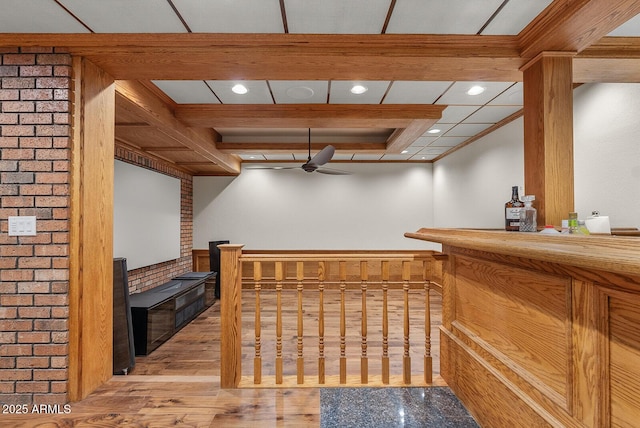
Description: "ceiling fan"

(247, 129), (351, 175)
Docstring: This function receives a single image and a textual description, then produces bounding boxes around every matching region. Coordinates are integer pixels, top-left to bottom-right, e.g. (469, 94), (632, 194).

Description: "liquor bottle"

(519, 195), (537, 232)
(505, 186), (523, 231)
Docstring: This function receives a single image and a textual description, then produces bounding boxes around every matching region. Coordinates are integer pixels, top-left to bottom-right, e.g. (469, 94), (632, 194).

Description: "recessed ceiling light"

(350, 84), (368, 95)
(231, 84), (248, 95)
(401, 150), (408, 154)
(427, 128), (441, 134)
(467, 85), (485, 96)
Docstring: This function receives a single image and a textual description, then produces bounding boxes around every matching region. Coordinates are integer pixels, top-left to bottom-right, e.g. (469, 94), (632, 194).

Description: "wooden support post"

(423, 260), (433, 384)
(522, 52), (575, 227)
(219, 244), (244, 388)
(318, 261), (326, 384)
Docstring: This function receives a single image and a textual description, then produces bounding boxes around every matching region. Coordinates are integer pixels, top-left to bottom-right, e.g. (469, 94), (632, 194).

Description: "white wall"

(573, 83), (640, 227)
(433, 118), (525, 228)
(433, 83), (640, 229)
(193, 163), (437, 250)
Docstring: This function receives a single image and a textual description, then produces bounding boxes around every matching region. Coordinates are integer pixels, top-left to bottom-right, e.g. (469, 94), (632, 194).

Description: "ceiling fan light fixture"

(231, 84), (248, 95)
(350, 84), (368, 95)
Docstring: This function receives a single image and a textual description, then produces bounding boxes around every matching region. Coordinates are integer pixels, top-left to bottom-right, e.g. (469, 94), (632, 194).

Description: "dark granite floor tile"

(320, 387), (478, 428)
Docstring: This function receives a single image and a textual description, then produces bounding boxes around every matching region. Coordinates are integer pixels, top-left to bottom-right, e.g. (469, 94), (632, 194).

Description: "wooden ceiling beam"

(115, 80), (241, 174)
(386, 119), (439, 154)
(217, 142), (387, 153)
(176, 104), (445, 128)
(519, 0), (640, 58)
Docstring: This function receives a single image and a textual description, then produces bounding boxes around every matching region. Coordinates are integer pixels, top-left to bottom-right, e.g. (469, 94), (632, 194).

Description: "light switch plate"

(8, 216), (37, 236)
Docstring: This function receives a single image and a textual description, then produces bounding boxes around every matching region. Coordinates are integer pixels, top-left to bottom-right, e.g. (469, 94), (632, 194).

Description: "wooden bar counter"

(405, 228), (640, 428)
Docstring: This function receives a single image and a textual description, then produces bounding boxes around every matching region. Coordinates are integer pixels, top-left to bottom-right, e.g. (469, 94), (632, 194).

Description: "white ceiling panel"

(285, 0), (391, 34)
(438, 81), (514, 105)
(381, 153), (413, 160)
(173, 0), (284, 32)
(422, 123), (456, 137)
(264, 154), (296, 161)
(329, 81), (389, 104)
(386, 0), (505, 34)
(352, 154), (384, 161)
(0, 0), (89, 33)
(444, 123), (493, 137)
(608, 12), (640, 36)
(207, 81), (273, 104)
(412, 136), (440, 147)
(59, 0), (186, 33)
(383, 81), (452, 104)
(488, 83), (523, 105)
(270, 81), (329, 104)
(331, 153), (356, 161)
(481, 0), (553, 35)
(152, 81), (220, 104)
(418, 147), (450, 155)
(463, 105), (522, 123)
(439, 106), (480, 123)
(428, 136), (469, 147)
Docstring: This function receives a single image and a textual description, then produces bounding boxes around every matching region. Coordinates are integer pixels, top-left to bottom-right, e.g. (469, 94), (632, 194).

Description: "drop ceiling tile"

(386, 0), (505, 34)
(59, 0), (186, 33)
(444, 123), (493, 137)
(264, 154), (296, 161)
(481, 0), (553, 35)
(418, 146), (450, 155)
(439, 106), (480, 123)
(270, 81), (329, 104)
(438, 81), (514, 105)
(173, 0), (284, 32)
(412, 136), (440, 147)
(381, 153), (413, 160)
(353, 154), (384, 161)
(429, 136), (469, 147)
(608, 12), (640, 36)
(285, 0), (391, 34)
(206, 81), (273, 104)
(239, 154), (267, 161)
(152, 81), (220, 104)
(488, 83), (523, 105)
(0, 0), (89, 33)
(411, 153), (437, 161)
(332, 153), (355, 161)
(329, 81), (389, 104)
(464, 105), (522, 123)
(383, 81), (452, 104)
(422, 123), (455, 137)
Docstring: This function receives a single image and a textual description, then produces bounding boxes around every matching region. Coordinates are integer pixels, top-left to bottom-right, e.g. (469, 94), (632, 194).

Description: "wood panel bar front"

(406, 228), (640, 428)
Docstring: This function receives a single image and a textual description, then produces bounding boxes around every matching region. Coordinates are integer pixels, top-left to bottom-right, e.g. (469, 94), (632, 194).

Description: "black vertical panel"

(209, 240), (229, 298)
(113, 258), (136, 374)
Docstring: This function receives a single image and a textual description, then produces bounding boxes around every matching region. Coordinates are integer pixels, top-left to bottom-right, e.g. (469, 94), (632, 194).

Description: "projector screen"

(113, 160), (181, 270)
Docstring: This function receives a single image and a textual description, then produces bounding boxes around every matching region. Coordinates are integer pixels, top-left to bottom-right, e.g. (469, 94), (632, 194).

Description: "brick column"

(0, 48), (72, 405)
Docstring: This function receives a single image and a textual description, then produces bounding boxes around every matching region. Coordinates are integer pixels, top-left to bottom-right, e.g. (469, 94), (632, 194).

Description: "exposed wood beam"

(519, 0), (640, 58)
(176, 104), (445, 128)
(385, 119), (439, 154)
(217, 142), (387, 154)
(574, 37), (640, 82)
(115, 80), (241, 174)
(0, 34), (524, 82)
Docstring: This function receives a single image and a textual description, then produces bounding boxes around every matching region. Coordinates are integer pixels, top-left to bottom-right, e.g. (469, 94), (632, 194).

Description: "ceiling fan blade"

(316, 167), (351, 175)
(306, 145), (335, 167)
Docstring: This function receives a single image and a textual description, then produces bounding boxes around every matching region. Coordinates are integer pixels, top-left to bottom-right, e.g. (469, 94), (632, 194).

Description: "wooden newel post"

(219, 244), (244, 388)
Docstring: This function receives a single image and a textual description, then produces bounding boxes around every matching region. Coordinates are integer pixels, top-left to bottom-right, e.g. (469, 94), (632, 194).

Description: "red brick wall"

(0, 48), (72, 405)
(114, 146), (193, 294)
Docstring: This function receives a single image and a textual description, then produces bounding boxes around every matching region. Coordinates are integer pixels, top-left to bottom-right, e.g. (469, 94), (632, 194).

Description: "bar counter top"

(405, 228), (640, 278)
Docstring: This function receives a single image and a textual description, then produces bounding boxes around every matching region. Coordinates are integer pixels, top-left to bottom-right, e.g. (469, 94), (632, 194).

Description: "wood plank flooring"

(1, 288), (444, 427)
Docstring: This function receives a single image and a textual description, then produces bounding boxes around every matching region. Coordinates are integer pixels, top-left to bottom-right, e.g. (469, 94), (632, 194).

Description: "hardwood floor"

(1, 288), (444, 427)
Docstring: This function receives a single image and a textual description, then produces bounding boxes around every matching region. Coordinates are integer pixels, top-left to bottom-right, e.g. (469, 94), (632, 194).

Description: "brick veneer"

(0, 48), (72, 405)
(0, 48), (194, 405)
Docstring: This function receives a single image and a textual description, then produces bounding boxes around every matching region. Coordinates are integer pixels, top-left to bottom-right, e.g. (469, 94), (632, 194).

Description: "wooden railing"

(218, 245), (439, 388)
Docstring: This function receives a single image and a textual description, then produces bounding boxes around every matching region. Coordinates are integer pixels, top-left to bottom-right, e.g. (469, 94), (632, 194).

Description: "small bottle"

(505, 186), (523, 231)
(519, 195), (537, 232)
(568, 212), (579, 234)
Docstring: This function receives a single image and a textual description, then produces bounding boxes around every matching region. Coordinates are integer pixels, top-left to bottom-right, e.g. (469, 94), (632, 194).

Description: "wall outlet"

(8, 216), (37, 236)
